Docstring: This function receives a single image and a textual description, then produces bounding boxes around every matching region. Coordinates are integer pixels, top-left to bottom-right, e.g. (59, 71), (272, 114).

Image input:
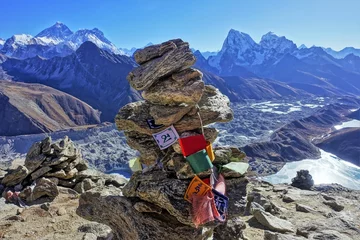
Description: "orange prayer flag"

(184, 175), (211, 202)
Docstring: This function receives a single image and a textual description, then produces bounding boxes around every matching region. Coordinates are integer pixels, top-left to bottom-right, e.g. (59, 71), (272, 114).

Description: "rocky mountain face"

(315, 127), (360, 166)
(1, 41), (140, 121)
(0, 81), (100, 136)
(198, 29), (360, 97)
(0, 22), (125, 59)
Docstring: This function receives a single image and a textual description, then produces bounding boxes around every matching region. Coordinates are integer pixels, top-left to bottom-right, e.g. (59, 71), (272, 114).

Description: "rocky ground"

(0, 187), (113, 240)
(242, 180), (360, 240)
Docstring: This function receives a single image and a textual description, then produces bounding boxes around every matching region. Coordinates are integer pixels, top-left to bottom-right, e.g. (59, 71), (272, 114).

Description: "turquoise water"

(263, 150), (360, 190)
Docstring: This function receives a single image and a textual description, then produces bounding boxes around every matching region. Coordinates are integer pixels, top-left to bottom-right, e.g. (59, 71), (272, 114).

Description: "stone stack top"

(115, 39), (234, 167)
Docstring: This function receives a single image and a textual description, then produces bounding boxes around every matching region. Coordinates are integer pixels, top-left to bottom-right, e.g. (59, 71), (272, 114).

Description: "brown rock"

(115, 86), (233, 135)
(149, 104), (193, 126)
(134, 40), (177, 65)
(142, 73), (204, 106)
(127, 40), (196, 90)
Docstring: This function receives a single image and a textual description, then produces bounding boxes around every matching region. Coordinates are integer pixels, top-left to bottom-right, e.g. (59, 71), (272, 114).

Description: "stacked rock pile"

(103, 39), (251, 238)
(0, 136), (127, 205)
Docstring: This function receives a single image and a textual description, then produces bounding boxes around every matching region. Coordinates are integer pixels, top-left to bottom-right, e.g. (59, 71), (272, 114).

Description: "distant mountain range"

(0, 22), (125, 59)
(1, 42), (141, 121)
(1, 23), (360, 125)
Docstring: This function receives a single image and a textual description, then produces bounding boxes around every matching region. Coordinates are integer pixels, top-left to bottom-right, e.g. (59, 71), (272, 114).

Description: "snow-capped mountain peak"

(1, 22), (126, 58)
(35, 22), (73, 43)
(0, 38), (5, 50)
(260, 32), (297, 54)
(223, 29), (257, 52)
(299, 44), (307, 49)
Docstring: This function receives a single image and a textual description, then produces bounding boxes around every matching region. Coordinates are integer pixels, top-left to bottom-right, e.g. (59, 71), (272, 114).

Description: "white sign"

(152, 125), (179, 150)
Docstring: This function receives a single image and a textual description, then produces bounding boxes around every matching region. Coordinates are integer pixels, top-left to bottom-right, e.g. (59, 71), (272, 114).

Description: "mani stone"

(127, 39), (196, 91)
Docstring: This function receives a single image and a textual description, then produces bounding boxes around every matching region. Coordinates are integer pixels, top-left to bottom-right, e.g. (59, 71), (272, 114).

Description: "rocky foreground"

(1, 176), (359, 240)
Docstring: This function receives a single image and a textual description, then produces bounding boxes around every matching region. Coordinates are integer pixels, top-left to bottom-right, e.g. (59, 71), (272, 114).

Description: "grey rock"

(282, 195), (295, 203)
(253, 209), (295, 233)
(321, 193), (335, 201)
(1, 165), (29, 186)
(57, 207), (67, 216)
(41, 136), (52, 155)
(74, 178), (97, 193)
(25, 141), (46, 173)
(124, 131), (164, 166)
(264, 231), (306, 240)
(310, 230), (353, 240)
(323, 200), (344, 212)
(0, 169), (8, 179)
(78, 222), (114, 240)
(134, 40), (177, 65)
(31, 166), (52, 180)
(19, 177), (59, 202)
(127, 39), (195, 90)
(295, 203), (315, 213)
(213, 217), (246, 240)
(42, 156), (69, 167)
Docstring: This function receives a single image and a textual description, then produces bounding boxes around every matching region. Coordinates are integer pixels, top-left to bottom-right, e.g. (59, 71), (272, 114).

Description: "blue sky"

(0, 0), (359, 51)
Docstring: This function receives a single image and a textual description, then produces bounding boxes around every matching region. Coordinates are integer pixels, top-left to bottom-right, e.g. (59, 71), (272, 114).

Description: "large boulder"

(253, 209), (295, 233)
(127, 39), (196, 90)
(77, 187), (212, 240)
(122, 171), (193, 226)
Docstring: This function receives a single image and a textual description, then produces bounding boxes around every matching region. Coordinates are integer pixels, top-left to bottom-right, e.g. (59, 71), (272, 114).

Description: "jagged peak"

(35, 22), (73, 39)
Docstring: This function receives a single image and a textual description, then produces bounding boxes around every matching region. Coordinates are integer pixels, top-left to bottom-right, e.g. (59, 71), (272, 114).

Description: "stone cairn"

(0, 136), (126, 205)
(77, 39), (250, 239)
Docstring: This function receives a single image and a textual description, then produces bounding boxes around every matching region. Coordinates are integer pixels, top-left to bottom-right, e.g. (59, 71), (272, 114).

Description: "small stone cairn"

(0, 136), (126, 204)
(112, 39), (250, 236)
(291, 170), (314, 190)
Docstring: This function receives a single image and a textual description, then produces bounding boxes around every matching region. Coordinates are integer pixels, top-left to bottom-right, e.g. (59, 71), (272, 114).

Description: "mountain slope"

(316, 127), (360, 166)
(1, 41), (141, 121)
(0, 80), (101, 136)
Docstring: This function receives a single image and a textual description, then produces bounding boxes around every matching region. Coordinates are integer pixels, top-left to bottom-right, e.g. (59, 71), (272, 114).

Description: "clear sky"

(0, 0), (359, 51)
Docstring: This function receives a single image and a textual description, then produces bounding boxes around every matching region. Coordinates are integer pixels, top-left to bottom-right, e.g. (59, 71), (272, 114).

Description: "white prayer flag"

(152, 125), (179, 150)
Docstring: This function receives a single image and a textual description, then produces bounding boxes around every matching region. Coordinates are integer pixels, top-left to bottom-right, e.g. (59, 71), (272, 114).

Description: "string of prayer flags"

(152, 125), (179, 150)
